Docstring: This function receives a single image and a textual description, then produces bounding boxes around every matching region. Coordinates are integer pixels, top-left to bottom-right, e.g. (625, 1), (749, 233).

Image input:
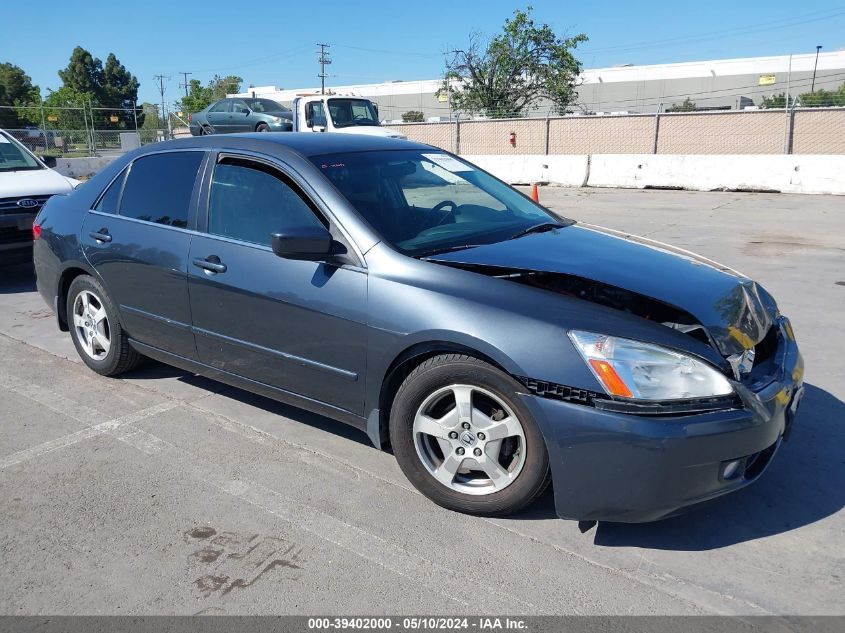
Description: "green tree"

(761, 83), (845, 108)
(401, 110), (425, 122)
(443, 7), (587, 118)
(0, 62), (41, 127)
(140, 102), (162, 130)
(180, 75), (243, 115)
(58, 47), (104, 97)
(666, 97), (697, 112)
(101, 53), (141, 127)
(180, 79), (213, 114)
(760, 93), (787, 109)
(42, 86), (91, 129)
(799, 84), (845, 107)
(56, 47), (142, 128)
(208, 75), (243, 100)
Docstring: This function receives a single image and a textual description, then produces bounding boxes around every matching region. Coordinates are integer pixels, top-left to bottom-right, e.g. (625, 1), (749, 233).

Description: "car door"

(81, 150), (207, 359)
(230, 100), (254, 133)
(206, 100), (232, 133)
(187, 153), (367, 414)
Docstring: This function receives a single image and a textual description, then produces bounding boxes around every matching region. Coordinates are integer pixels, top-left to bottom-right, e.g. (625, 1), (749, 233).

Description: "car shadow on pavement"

(592, 383), (845, 550)
(0, 263), (36, 294)
(123, 362), (373, 447)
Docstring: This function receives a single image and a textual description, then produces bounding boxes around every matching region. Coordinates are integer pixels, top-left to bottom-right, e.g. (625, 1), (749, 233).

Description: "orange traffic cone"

(530, 183), (539, 202)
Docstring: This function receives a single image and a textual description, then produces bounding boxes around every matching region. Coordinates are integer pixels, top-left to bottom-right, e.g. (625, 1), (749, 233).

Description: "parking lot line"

(0, 400), (178, 470)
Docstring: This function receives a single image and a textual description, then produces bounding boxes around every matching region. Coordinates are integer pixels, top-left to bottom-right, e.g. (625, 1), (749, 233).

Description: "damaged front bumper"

(520, 317), (804, 523)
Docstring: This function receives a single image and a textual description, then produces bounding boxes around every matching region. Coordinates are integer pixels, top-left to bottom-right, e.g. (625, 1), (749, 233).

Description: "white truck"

(290, 94), (406, 139)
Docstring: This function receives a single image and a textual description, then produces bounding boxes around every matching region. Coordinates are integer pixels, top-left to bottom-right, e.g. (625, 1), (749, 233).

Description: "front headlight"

(271, 116), (282, 123)
(569, 331), (733, 400)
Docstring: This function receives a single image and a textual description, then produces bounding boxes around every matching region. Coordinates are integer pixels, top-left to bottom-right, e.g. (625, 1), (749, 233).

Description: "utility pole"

(179, 71), (192, 98)
(154, 74), (169, 133)
(811, 45), (823, 93)
(317, 43), (331, 94)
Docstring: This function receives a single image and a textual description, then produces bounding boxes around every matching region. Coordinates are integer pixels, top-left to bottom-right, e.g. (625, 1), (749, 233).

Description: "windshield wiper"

(509, 222), (565, 240)
(416, 244), (483, 259)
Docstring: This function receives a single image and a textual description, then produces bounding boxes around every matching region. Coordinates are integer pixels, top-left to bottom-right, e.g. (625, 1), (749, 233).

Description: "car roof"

(146, 132), (433, 158)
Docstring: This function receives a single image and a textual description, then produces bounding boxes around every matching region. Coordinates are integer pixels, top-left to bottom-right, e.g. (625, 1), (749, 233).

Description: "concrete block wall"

(465, 154), (845, 195)
(53, 156), (116, 179)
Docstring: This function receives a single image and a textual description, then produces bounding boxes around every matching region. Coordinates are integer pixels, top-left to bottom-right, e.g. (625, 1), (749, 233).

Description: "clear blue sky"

(2, 0), (844, 105)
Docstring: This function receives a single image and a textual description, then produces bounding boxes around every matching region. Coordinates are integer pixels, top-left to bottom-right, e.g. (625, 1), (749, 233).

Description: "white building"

(232, 51), (845, 120)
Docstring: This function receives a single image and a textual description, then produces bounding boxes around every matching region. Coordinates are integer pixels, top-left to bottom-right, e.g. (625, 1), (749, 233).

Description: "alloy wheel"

(72, 290), (111, 361)
(412, 384), (526, 495)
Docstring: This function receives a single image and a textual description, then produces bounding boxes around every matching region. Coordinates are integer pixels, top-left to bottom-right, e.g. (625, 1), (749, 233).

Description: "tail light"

(188, 113), (193, 122)
(32, 223), (42, 240)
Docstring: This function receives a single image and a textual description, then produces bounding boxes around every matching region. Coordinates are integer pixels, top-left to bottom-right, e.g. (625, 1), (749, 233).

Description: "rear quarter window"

(94, 168), (127, 214)
(119, 152), (203, 228)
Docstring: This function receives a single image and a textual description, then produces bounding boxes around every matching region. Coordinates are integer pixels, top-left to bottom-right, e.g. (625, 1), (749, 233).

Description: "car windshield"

(246, 98), (290, 113)
(0, 131), (43, 172)
(311, 149), (569, 257)
(327, 99), (379, 127)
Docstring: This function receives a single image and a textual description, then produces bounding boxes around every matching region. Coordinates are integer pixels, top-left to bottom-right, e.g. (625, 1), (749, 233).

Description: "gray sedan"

(189, 98), (293, 135)
(32, 133), (803, 523)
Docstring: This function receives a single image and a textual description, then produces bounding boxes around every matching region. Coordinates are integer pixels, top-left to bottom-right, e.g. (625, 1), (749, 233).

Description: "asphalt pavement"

(0, 188), (843, 615)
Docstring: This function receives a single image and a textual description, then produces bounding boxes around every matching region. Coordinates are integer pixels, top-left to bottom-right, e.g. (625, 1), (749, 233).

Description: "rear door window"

(207, 157), (326, 246)
(119, 152), (203, 228)
(209, 100), (230, 113)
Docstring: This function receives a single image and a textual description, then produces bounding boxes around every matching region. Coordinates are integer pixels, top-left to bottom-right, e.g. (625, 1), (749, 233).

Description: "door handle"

(193, 256), (227, 274)
(88, 229), (112, 243)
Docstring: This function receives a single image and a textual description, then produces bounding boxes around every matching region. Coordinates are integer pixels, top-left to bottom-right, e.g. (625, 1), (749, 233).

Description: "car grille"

(0, 195), (52, 215)
(0, 226), (32, 245)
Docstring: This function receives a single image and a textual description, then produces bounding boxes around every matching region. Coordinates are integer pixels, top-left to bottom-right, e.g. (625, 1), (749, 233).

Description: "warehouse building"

(232, 50), (845, 122)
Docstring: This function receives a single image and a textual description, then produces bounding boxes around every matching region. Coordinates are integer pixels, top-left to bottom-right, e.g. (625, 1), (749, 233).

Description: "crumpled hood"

(429, 223), (775, 357)
(1, 168), (76, 198)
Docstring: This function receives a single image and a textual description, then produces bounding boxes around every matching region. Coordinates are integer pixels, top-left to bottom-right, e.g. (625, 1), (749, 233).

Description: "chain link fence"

(1, 104), (173, 157)
(389, 107), (845, 155)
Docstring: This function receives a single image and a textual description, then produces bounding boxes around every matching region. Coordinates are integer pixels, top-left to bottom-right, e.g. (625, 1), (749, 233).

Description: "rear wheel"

(66, 275), (143, 376)
(256, 123), (271, 132)
(390, 354), (550, 516)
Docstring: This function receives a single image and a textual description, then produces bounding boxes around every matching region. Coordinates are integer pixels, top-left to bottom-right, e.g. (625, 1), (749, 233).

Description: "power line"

(581, 8), (845, 56)
(334, 43), (442, 59)
(317, 43), (332, 95)
(189, 45), (312, 74)
(153, 74), (170, 128)
(179, 71), (192, 98)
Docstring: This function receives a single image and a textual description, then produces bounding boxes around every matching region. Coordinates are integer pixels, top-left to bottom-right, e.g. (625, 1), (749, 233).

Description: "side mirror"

(41, 155), (57, 168)
(271, 226), (333, 261)
(304, 103), (314, 128)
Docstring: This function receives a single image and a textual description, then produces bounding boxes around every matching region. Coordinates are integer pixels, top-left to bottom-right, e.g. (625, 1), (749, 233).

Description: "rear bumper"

(522, 317), (804, 522)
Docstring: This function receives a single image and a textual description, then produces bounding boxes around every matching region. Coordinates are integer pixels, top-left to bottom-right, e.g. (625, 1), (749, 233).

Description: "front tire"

(256, 123), (271, 132)
(390, 354), (550, 516)
(66, 275), (143, 376)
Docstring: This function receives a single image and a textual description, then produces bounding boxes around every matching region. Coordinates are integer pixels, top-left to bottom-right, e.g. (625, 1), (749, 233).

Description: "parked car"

(0, 129), (79, 266)
(32, 134), (803, 522)
(9, 126), (56, 152)
(189, 98), (293, 135)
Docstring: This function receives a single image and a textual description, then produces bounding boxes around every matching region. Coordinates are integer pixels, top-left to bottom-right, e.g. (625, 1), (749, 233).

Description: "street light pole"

(811, 45), (822, 93)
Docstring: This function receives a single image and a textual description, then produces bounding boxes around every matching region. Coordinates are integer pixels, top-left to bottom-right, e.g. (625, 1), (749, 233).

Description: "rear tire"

(390, 354), (550, 516)
(66, 275), (143, 376)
